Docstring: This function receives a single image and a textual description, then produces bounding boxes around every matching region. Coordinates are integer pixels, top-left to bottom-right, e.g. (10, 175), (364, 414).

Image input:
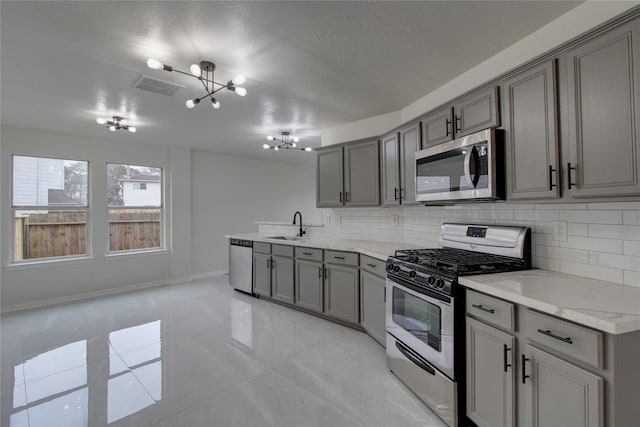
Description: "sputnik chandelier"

(263, 132), (312, 152)
(146, 58), (246, 110)
(96, 116), (137, 133)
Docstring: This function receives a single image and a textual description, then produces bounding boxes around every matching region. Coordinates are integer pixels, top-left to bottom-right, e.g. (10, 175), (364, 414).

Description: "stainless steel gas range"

(386, 223), (531, 426)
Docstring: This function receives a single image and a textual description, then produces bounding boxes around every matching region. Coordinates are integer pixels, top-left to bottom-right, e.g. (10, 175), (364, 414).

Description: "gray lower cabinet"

(503, 60), (559, 200)
(252, 253), (271, 297)
(562, 18), (640, 197)
(344, 139), (380, 206)
(524, 344), (603, 427)
(359, 269), (386, 346)
(271, 255), (294, 304)
(294, 259), (324, 313)
(316, 146), (344, 207)
(324, 263), (359, 323)
(466, 317), (515, 427)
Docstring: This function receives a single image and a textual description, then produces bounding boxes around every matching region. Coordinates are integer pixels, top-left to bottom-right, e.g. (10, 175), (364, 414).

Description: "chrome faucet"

(293, 211), (305, 237)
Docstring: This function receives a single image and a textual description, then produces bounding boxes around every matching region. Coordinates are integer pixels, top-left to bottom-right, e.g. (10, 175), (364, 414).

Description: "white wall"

(190, 150), (319, 276)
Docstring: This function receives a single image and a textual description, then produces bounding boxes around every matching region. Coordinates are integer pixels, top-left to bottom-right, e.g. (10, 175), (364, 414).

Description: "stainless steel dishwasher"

(229, 239), (253, 294)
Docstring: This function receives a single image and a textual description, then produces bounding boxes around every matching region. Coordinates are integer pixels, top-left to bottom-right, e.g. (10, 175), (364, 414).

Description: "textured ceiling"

(1, 1), (582, 163)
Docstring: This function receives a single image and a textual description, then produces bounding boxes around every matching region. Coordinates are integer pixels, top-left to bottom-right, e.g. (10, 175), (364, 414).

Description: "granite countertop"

(460, 270), (640, 335)
(226, 232), (426, 261)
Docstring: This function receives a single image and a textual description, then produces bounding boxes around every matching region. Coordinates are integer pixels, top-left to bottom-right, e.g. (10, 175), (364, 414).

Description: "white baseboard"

(0, 269), (229, 314)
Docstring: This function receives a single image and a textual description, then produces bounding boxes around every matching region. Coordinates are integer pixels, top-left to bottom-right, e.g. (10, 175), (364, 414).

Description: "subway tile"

(532, 232), (559, 247)
(534, 203), (588, 210)
(532, 256), (560, 272)
(514, 210), (559, 221)
(478, 209), (514, 221)
(560, 236), (623, 254)
(559, 210), (622, 224)
(560, 261), (623, 284)
(623, 210), (640, 225)
(568, 223), (588, 236)
(588, 252), (640, 272)
(623, 271), (640, 288)
(587, 201), (640, 210)
(589, 224), (640, 240)
(500, 202), (534, 210)
(536, 245), (588, 263)
(623, 241), (640, 256)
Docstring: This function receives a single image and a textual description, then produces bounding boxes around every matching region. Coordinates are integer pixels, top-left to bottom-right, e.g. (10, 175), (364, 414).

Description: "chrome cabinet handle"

(471, 304), (495, 314)
(537, 328), (573, 344)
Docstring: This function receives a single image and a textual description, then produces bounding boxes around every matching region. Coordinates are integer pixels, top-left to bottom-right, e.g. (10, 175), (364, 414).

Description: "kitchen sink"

(266, 235), (303, 241)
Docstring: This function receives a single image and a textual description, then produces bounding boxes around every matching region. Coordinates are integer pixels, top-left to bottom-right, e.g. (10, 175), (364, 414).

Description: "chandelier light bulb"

(190, 63), (202, 77)
(186, 99), (198, 109)
(211, 98), (221, 109)
(235, 87), (247, 97)
(292, 136), (300, 143)
(291, 142), (297, 147)
(147, 58), (163, 70)
(128, 126), (137, 133)
(274, 146), (279, 151)
(305, 147), (313, 152)
(267, 135), (275, 141)
(119, 119), (127, 125)
(96, 118), (107, 125)
(232, 74), (246, 85)
(263, 144), (270, 149)
(108, 126), (117, 132)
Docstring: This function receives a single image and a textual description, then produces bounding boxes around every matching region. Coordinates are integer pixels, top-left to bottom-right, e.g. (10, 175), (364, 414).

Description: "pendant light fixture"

(96, 116), (137, 133)
(263, 132), (312, 152)
(146, 58), (246, 110)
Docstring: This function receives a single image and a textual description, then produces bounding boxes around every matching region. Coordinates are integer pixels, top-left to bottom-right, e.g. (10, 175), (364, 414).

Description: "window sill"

(104, 249), (169, 259)
(5, 256), (96, 271)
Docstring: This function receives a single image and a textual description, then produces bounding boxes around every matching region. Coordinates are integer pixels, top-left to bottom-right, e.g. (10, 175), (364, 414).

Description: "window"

(12, 155), (88, 261)
(107, 163), (162, 252)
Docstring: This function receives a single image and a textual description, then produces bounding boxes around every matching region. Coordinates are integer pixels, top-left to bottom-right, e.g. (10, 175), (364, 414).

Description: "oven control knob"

(436, 279), (445, 289)
(393, 265), (400, 273)
(386, 263), (394, 272)
(409, 270), (417, 279)
(427, 276), (436, 285)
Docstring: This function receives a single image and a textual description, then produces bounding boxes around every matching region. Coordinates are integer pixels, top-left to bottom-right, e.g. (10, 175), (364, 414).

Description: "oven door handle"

(463, 145), (479, 189)
(395, 340), (436, 376)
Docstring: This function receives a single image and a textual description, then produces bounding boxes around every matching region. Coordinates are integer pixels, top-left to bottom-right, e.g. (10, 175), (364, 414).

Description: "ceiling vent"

(133, 74), (184, 96)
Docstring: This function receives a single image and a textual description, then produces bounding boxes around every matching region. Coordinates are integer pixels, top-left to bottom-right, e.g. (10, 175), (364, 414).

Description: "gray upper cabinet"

(422, 107), (454, 148)
(453, 86), (501, 137)
(503, 60), (559, 200)
(563, 19), (640, 197)
(344, 139), (380, 206)
(399, 122), (421, 204)
(316, 146), (344, 207)
(381, 132), (401, 206)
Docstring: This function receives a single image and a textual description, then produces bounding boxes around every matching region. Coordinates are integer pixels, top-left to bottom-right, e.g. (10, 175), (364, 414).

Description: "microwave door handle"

(463, 147), (474, 189)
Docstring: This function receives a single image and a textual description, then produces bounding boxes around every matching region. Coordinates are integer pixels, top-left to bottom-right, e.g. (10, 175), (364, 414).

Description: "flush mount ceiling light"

(96, 116), (137, 133)
(146, 58), (246, 110)
(263, 132), (312, 152)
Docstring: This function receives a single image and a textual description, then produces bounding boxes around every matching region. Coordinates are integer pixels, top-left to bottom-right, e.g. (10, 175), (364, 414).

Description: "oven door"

(386, 275), (455, 379)
(415, 128), (498, 202)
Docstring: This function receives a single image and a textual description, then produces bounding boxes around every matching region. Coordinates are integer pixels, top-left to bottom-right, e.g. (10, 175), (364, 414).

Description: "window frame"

(105, 163), (164, 255)
(10, 154), (90, 264)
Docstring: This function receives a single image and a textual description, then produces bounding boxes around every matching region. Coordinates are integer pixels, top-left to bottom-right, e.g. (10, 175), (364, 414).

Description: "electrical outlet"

(334, 215), (341, 224)
(392, 215), (400, 225)
(553, 221), (567, 241)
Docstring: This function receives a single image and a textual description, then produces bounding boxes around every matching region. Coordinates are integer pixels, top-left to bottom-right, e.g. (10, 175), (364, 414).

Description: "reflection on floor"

(1, 275), (446, 427)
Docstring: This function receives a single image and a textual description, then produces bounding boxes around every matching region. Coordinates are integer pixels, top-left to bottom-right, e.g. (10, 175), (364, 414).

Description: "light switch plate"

(553, 221), (567, 241)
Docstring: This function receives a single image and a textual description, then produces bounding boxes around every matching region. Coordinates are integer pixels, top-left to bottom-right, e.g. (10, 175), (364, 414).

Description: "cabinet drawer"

(525, 310), (603, 369)
(295, 247), (323, 262)
(272, 244), (294, 258)
(325, 250), (359, 266)
(360, 254), (386, 278)
(466, 290), (515, 332)
(253, 242), (271, 255)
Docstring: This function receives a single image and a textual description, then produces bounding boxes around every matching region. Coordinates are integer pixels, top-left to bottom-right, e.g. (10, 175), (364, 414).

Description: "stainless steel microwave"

(415, 128), (504, 203)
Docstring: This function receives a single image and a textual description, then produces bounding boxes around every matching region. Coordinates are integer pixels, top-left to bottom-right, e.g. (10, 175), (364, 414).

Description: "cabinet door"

(399, 122), (421, 204)
(503, 60), (559, 200)
(294, 259), (323, 313)
(564, 20), (640, 197)
(252, 253), (271, 297)
(453, 86), (500, 137)
(380, 132), (400, 206)
(524, 345), (603, 427)
(271, 255), (294, 304)
(316, 146), (344, 207)
(344, 139), (380, 206)
(466, 318), (515, 427)
(360, 270), (386, 346)
(422, 106), (454, 148)
(324, 264), (359, 323)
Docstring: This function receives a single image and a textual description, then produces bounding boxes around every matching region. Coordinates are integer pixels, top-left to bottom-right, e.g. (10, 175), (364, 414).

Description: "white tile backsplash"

(258, 201), (640, 288)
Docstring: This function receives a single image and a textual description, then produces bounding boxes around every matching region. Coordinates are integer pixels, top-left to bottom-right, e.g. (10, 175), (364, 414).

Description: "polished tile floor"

(1, 275), (446, 427)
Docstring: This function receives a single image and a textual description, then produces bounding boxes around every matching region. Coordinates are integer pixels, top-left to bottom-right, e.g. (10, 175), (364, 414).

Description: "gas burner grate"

(394, 248), (528, 275)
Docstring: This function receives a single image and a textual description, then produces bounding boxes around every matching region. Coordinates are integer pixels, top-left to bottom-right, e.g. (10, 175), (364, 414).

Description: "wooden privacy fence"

(14, 210), (160, 260)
